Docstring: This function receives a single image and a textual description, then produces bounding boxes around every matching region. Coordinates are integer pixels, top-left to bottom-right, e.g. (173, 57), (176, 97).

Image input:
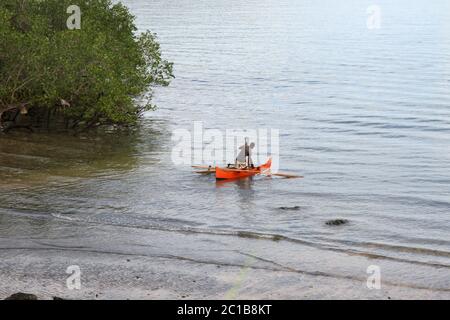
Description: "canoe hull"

(215, 158), (272, 180)
(215, 168), (259, 180)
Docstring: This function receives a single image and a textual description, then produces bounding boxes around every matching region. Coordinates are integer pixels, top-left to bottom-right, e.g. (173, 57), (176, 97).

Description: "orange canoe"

(215, 158), (272, 180)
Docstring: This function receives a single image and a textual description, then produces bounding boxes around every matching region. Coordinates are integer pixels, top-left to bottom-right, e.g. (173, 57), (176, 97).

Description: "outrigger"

(193, 139), (303, 180)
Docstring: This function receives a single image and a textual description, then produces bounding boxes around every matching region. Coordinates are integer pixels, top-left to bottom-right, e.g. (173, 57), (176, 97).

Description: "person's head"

(250, 142), (255, 149)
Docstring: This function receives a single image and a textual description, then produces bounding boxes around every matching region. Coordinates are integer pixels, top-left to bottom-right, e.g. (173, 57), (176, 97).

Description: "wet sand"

(1, 214), (448, 300)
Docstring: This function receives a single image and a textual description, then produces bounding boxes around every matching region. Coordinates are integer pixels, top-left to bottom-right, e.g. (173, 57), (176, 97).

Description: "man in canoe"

(235, 139), (255, 169)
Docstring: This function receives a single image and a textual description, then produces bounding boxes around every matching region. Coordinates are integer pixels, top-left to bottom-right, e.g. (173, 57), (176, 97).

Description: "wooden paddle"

(192, 165), (215, 169)
(194, 170), (215, 174)
(271, 172), (303, 179)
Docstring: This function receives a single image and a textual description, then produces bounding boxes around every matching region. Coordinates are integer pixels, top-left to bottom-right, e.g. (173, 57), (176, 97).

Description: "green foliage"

(0, 0), (173, 127)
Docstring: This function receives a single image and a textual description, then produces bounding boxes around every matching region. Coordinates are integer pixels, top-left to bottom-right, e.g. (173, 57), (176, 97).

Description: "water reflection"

(0, 119), (170, 220)
(216, 177), (256, 211)
(0, 119), (166, 188)
(215, 177), (254, 190)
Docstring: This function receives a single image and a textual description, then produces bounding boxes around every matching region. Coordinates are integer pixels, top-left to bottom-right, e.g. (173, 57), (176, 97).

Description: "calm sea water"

(1, 0), (449, 292)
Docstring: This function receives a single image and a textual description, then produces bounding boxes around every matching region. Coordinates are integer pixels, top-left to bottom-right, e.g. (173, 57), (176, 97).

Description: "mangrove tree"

(0, 0), (173, 132)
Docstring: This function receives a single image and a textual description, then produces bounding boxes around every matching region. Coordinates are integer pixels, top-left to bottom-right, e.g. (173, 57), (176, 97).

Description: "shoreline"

(1, 249), (448, 300)
(1, 214), (448, 300)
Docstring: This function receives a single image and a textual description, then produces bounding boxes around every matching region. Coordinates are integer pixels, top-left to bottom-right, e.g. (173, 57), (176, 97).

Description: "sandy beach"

(1, 213), (448, 300)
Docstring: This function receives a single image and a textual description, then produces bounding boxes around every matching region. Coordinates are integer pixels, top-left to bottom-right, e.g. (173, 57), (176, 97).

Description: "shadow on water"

(0, 118), (170, 221)
(216, 177), (256, 210)
(215, 177), (255, 190)
(0, 119), (167, 189)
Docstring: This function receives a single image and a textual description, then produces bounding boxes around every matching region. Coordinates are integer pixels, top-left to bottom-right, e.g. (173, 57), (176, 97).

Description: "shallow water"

(1, 0), (449, 293)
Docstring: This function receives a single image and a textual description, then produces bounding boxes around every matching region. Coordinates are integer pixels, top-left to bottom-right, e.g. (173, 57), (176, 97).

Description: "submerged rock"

(237, 231), (260, 239)
(272, 234), (283, 242)
(5, 293), (38, 300)
(279, 206), (301, 211)
(325, 219), (349, 226)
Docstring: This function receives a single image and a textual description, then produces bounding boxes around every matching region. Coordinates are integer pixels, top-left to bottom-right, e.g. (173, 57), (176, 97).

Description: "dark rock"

(5, 293), (38, 300)
(53, 296), (65, 300)
(325, 219), (349, 226)
(279, 206), (301, 211)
